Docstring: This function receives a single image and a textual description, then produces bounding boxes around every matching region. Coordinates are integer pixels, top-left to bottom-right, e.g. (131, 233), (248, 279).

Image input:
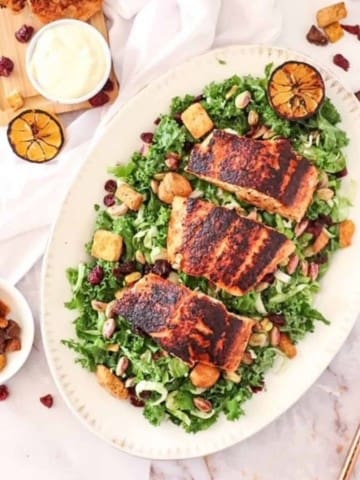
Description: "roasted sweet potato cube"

(324, 22), (344, 42)
(96, 365), (129, 399)
(279, 333), (297, 359)
(181, 102), (214, 139)
(5, 337), (21, 353)
(0, 299), (10, 318)
(339, 219), (355, 247)
(115, 184), (143, 211)
(316, 2), (347, 28)
(190, 363), (220, 389)
(91, 230), (123, 262)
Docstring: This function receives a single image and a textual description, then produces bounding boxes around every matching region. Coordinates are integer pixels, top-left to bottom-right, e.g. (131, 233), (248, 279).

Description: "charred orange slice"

(7, 109), (64, 163)
(268, 61), (325, 121)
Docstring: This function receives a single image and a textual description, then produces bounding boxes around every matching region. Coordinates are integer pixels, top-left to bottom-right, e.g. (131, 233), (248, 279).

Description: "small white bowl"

(26, 19), (112, 105)
(0, 278), (34, 383)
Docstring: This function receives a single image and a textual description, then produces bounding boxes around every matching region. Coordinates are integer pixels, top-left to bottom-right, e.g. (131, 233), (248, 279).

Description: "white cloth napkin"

(0, 0), (282, 284)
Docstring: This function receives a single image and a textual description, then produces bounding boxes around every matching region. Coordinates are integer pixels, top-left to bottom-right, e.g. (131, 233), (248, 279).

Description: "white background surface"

(1, 0), (360, 479)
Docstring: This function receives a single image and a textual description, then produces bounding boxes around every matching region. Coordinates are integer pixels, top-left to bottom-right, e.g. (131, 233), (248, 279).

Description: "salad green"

(64, 64), (351, 432)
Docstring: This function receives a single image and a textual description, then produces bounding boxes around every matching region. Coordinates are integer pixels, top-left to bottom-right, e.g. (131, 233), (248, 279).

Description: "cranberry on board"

(0, 56), (14, 77)
(15, 24), (34, 43)
(89, 91), (109, 107)
(0, 385), (9, 401)
(102, 78), (114, 92)
(40, 394), (53, 408)
(333, 54), (350, 71)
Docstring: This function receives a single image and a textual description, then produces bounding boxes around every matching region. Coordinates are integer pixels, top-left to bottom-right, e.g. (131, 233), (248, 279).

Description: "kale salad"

(64, 63), (354, 433)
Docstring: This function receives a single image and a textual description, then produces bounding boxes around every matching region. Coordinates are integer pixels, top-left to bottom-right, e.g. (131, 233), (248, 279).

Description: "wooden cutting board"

(0, 7), (119, 126)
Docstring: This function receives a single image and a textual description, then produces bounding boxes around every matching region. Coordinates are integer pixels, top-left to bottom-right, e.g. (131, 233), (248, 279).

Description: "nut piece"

(317, 188), (334, 201)
(324, 21), (344, 42)
(224, 371), (241, 383)
(115, 184), (144, 211)
(190, 363), (220, 389)
(96, 365), (129, 399)
(91, 230), (123, 262)
(316, 2), (347, 28)
(115, 356), (129, 377)
(158, 173), (192, 205)
(339, 219), (355, 247)
(0, 353), (7, 372)
(278, 333), (297, 358)
(107, 204), (128, 217)
(241, 351), (254, 365)
(235, 90), (252, 109)
(135, 250), (146, 264)
(248, 110), (259, 126)
(270, 326), (280, 347)
(193, 397), (213, 413)
(6, 90), (24, 110)
(125, 271), (142, 285)
(91, 300), (107, 312)
(102, 318), (117, 339)
(180, 102), (214, 139)
(249, 332), (269, 347)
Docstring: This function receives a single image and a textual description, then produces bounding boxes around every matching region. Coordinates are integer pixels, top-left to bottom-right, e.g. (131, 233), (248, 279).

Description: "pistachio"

(224, 371), (241, 383)
(168, 272), (179, 284)
(287, 254), (299, 275)
(153, 172), (166, 180)
(260, 318), (273, 332)
(150, 179), (159, 194)
(107, 344), (120, 352)
(115, 288), (128, 300)
(300, 260), (309, 276)
(317, 188), (334, 201)
(165, 152), (181, 170)
(103, 318), (117, 339)
(107, 204), (128, 217)
(270, 326), (280, 347)
(262, 128), (276, 139)
(152, 248), (168, 261)
(318, 171), (329, 188)
(255, 281), (270, 293)
(91, 300), (107, 312)
(115, 356), (130, 377)
(241, 351), (254, 365)
(125, 377), (137, 388)
(125, 271), (142, 285)
(193, 397), (213, 413)
(135, 250), (146, 264)
(309, 262), (319, 281)
(105, 300), (117, 319)
(172, 253), (183, 270)
(225, 84), (239, 100)
(189, 189), (204, 199)
(235, 90), (252, 109)
(247, 209), (260, 222)
(248, 110), (259, 126)
(304, 246), (315, 258)
(251, 125), (268, 139)
(249, 332), (269, 348)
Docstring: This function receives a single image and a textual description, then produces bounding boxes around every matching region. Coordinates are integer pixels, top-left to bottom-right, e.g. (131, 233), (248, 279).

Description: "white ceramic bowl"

(0, 278), (34, 383)
(26, 19), (112, 105)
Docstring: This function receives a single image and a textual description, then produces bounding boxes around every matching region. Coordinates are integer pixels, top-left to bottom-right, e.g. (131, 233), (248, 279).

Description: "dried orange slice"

(268, 61), (325, 121)
(7, 109), (64, 163)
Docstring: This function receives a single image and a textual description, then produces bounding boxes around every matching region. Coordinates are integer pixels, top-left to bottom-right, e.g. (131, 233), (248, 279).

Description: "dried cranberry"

(40, 394), (53, 408)
(355, 91), (360, 102)
(151, 260), (172, 278)
(89, 91), (109, 107)
(184, 141), (193, 153)
(0, 56), (14, 77)
(341, 24), (359, 35)
(314, 252), (328, 265)
(112, 268), (124, 281)
(128, 388), (145, 407)
(336, 167), (348, 178)
(140, 132), (154, 144)
(88, 265), (104, 285)
(15, 24), (34, 43)
(102, 78), (114, 92)
(262, 272), (275, 284)
(103, 194), (115, 207)
(306, 220), (323, 238)
(268, 314), (286, 326)
(154, 117), (161, 125)
(194, 94), (204, 102)
(0, 385), (9, 401)
(115, 261), (137, 275)
(333, 54), (350, 71)
(104, 179), (117, 193)
(173, 113), (182, 125)
(251, 383), (264, 393)
(142, 263), (152, 275)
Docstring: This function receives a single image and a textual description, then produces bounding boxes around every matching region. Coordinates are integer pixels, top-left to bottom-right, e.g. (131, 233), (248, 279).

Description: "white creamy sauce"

(30, 24), (107, 100)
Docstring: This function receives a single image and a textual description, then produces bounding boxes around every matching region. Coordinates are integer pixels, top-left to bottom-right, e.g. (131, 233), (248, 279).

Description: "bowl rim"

(25, 18), (112, 105)
(0, 277), (35, 383)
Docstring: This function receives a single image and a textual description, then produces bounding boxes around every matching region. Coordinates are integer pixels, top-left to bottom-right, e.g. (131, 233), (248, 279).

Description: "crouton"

(6, 90), (24, 110)
(181, 102), (214, 139)
(0, 354), (6, 372)
(190, 363), (220, 389)
(312, 229), (330, 254)
(0, 299), (10, 318)
(324, 21), (344, 42)
(316, 2), (347, 28)
(158, 173), (192, 204)
(115, 184), (143, 211)
(91, 230), (123, 262)
(96, 365), (129, 399)
(279, 333), (297, 359)
(339, 219), (355, 247)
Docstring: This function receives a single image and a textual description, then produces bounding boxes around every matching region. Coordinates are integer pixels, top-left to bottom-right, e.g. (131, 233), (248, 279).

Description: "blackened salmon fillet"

(167, 197), (295, 296)
(114, 273), (254, 372)
(187, 129), (318, 222)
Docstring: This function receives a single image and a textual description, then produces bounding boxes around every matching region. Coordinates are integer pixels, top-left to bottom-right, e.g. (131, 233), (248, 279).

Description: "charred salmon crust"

(114, 273), (254, 372)
(187, 130), (318, 222)
(168, 197), (295, 296)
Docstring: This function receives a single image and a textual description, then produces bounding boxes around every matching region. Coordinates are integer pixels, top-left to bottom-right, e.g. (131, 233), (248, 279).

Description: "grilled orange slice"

(268, 61), (325, 121)
(7, 109), (64, 163)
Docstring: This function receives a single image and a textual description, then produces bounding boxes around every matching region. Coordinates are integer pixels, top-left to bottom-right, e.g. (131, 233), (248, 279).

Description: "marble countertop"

(2, 1), (360, 479)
